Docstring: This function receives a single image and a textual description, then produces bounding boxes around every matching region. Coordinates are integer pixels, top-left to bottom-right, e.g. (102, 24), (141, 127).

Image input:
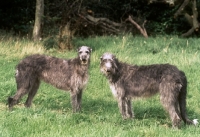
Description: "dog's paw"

(193, 119), (198, 126)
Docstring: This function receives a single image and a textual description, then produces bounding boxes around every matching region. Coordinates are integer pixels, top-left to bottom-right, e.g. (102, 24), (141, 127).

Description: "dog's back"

(16, 54), (88, 91)
(121, 63), (186, 97)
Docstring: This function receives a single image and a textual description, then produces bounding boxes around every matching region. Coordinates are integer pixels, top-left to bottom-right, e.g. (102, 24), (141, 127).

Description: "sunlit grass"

(0, 34), (199, 137)
(0, 38), (45, 59)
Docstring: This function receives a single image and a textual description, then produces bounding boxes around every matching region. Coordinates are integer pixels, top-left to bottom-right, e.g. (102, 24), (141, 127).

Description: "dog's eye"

(103, 59), (111, 62)
(106, 59), (112, 62)
(86, 51), (89, 54)
(79, 51), (82, 54)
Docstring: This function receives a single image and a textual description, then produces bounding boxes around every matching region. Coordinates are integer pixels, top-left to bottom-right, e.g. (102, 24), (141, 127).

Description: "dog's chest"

(109, 83), (118, 98)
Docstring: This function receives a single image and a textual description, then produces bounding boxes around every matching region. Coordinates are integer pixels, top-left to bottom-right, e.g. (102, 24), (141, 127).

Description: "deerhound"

(8, 46), (92, 112)
(100, 52), (198, 128)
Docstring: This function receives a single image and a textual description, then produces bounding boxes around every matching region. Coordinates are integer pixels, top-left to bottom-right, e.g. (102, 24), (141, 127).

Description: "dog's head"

(100, 53), (118, 76)
(78, 46), (92, 65)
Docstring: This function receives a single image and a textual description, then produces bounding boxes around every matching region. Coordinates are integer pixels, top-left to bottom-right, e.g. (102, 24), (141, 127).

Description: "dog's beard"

(80, 58), (88, 65)
(81, 60), (87, 64)
(101, 67), (114, 77)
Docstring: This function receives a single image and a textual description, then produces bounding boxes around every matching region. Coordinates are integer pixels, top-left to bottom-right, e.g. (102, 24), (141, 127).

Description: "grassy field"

(0, 35), (200, 137)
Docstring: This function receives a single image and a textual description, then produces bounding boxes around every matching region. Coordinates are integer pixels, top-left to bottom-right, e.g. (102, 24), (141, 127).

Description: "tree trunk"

(59, 23), (74, 50)
(191, 0), (199, 31)
(33, 0), (44, 41)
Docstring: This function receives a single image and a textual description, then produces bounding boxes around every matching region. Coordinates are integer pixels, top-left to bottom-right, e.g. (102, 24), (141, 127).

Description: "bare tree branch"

(85, 15), (122, 27)
(181, 27), (194, 37)
(126, 15), (148, 38)
(148, 0), (175, 6)
(174, 0), (190, 18)
(78, 14), (123, 34)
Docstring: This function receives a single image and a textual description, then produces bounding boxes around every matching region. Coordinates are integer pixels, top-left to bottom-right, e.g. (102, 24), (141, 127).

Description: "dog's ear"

(100, 56), (103, 62)
(112, 54), (116, 60)
(88, 47), (92, 53)
(77, 47), (81, 52)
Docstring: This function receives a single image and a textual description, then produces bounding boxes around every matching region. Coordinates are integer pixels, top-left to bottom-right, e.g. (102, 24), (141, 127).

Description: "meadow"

(0, 34), (200, 137)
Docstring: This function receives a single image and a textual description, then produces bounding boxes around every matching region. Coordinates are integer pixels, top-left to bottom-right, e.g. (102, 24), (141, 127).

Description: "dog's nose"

(81, 56), (86, 61)
(107, 70), (111, 73)
(82, 58), (86, 61)
(105, 68), (111, 73)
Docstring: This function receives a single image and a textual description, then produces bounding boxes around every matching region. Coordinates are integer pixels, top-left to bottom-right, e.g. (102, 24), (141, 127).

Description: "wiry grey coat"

(100, 53), (198, 128)
(8, 46), (92, 112)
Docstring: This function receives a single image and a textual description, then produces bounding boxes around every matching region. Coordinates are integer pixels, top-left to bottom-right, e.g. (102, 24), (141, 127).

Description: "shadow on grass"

(34, 96), (117, 116)
(3, 93), (198, 128)
(33, 95), (198, 121)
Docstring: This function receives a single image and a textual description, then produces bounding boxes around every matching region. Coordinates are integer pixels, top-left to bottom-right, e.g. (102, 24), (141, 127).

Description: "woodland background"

(0, 0), (200, 49)
(0, 1), (200, 136)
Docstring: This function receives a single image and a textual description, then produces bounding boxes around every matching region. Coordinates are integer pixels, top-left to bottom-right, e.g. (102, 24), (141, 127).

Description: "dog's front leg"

(70, 90), (82, 113)
(117, 97), (127, 119)
(125, 97), (134, 118)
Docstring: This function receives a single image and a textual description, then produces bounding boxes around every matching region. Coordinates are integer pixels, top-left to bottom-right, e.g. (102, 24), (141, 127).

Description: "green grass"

(0, 35), (200, 137)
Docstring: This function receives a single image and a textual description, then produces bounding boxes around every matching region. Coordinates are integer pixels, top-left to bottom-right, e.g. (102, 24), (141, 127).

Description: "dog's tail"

(179, 73), (198, 126)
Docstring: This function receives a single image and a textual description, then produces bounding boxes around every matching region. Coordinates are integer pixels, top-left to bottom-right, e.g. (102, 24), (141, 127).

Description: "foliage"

(0, 35), (200, 136)
(0, 0), (35, 35)
(1, 0), (200, 37)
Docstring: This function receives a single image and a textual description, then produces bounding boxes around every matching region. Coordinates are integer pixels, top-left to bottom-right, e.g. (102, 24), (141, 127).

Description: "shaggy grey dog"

(8, 46), (92, 112)
(100, 52), (198, 128)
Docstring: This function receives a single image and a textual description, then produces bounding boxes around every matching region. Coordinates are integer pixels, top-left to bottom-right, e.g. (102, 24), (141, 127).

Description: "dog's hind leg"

(167, 102), (181, 128)
(25, 78), (40, 107)
(8, 70), (33, 109)
(8, 88), (30, 110)
(159, 82), (181, 128)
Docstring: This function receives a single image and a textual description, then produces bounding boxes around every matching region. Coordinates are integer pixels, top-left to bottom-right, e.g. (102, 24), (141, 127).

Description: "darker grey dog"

(100, 52), (198, 128)
(8, 46), (92, 112)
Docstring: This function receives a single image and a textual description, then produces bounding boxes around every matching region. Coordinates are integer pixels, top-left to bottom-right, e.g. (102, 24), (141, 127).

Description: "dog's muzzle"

(80, 57), (88, 64)
(104, 62), (112, 73)
(104, 68), (111, 73)
(101, 66), (112, 75)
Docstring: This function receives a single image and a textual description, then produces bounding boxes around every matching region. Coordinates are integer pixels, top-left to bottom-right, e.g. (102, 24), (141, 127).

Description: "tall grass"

(0, 34), (199, 137)
(0, 38), (45, 60)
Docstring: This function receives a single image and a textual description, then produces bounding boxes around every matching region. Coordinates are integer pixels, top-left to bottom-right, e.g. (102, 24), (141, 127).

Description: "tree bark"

(33, 0), (44, 41)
